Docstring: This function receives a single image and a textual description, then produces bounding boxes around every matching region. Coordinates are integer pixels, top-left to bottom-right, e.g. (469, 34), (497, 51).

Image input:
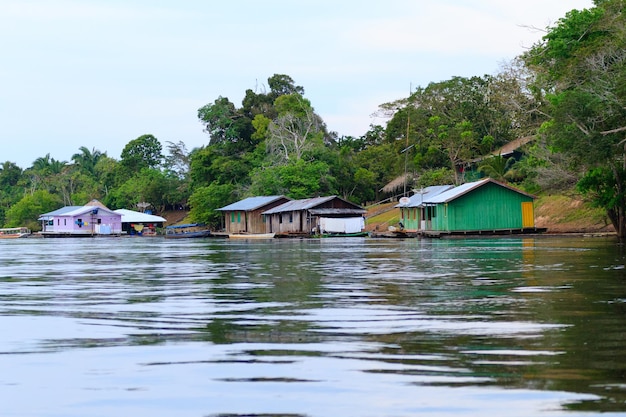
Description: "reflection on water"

(1, 237), (626, 416)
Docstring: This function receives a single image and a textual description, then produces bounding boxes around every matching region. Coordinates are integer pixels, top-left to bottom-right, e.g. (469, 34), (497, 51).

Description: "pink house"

(39, 200), (122, 237)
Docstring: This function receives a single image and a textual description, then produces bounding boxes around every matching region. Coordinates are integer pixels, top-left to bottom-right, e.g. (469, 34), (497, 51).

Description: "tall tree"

(120, 134), (163, 175)
(266, 95), (324, 162)
(523, 0), (626, 237)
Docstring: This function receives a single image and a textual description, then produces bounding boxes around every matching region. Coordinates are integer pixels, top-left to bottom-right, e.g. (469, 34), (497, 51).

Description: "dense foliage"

(2, 1), (625, 237)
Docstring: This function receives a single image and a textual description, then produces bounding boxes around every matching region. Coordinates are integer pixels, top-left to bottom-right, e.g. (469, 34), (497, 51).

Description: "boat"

(0, 227), (31, 239)
(318, 231), (370, 238)
(228, 233), (275, 239)
(164, 223), (211, 239)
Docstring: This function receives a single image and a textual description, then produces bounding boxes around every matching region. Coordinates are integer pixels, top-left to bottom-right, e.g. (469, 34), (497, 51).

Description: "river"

(1, 236), (626, 416)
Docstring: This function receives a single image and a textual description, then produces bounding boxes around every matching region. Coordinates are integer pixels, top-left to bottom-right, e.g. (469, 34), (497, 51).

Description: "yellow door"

(521, 202), (534, 228)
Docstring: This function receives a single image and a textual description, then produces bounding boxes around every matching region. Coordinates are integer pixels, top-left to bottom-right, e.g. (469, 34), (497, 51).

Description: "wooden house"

(395, 185), (454, 232)
(38, 200), (122, 237)
(421, 178), (538, 236)
(217, 195), (291, 234)
(262, 196), (366, 236)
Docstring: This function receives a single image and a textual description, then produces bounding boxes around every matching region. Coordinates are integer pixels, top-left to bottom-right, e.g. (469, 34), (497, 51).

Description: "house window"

(97, 219), (102, 224)
(64, 219), (66, 226)
(289, 213), (293, 223)
(57, 219), (60, 226)
(279, 214), (283, 224)
(231, 212), (235, 223)
(237, 212), (241, 223)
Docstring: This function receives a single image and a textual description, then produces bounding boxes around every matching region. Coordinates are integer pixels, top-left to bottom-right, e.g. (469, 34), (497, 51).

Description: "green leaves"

(120, 134), (163, 174)
(523, 0), (626, 236)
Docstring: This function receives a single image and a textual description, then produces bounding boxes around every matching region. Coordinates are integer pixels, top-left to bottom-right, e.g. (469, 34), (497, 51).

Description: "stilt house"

(395, 185), (454, 232)
(217, 195), (291, 234)
(262, 196), (366, 236)
(421, 178), (537, 235)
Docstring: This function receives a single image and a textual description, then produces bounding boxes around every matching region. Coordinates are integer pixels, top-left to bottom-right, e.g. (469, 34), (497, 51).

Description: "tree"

(163, 141), (191, 179)
(188, 182), (235, 228)
(72, 147), (105, 176)
(427, 117), (477, 184)
(197, 96), (255, 153)
(248, 159), (332, 199)
(266, 95), (324, 162)
(477, 154), (515, 182)
(267, 74), (304, 98)
(4, 189), (61, 230)
(0, 161), (24, 226)
(0, 161), (22, 187)
(120, 134), (163, 175)
(523, 1), (626, 237)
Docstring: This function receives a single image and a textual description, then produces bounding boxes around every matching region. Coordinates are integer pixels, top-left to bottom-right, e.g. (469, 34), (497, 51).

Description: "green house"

(422, 178), (536, 234)
(396, 185), (454, 232)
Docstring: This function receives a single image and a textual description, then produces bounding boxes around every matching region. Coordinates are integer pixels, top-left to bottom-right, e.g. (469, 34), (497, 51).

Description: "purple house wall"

(40, 204), (122, 236)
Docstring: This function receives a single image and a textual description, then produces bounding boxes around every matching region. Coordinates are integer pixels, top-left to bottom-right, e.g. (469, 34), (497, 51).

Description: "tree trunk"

(607, 206), (626, 240)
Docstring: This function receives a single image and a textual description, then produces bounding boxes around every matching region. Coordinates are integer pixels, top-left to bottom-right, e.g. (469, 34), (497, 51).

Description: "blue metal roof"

(216, 195), (288, 211)
(395, 185), (454, 208)
(38, 204), (121, 221)
(38, 206), (83, 221)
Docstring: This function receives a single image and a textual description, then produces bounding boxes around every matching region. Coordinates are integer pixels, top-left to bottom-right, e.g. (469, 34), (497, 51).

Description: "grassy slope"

(534, 194), (613, 234)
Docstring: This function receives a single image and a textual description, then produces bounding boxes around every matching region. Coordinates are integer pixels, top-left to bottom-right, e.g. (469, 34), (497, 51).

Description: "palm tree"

(477, 153), (515, 182)
(31, 153), (53, 172)
(72, 147), (105, 176)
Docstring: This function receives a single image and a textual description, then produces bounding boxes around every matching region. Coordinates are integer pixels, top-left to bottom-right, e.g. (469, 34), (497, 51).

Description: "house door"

(521, 202), (534, 228)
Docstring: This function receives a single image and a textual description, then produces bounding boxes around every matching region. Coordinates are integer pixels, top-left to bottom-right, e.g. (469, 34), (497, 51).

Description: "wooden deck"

(420, 227), (548, 238)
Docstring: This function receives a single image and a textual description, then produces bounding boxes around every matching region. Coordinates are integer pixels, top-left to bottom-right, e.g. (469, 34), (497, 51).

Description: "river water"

(1, 236), (626, 417)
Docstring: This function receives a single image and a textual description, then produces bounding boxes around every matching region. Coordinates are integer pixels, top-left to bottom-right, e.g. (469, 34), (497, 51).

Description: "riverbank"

(160, 193), (616, 236)
(533, 194), (614, 234)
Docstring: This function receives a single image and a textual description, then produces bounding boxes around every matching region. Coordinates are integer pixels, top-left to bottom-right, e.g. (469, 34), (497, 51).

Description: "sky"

(1, 0), (594, 169)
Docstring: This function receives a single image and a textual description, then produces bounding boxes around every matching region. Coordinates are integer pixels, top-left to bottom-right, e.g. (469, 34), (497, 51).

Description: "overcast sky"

(1, 0), (594, 169)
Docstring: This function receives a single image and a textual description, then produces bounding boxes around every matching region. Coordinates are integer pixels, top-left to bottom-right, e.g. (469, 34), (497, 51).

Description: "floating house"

(420, 178), (539, 236)
(216, 195), (291, 234)
(262, 196), (366, 236)
(396, 185), (454, 232)
(38, 200), (122, 237)
(114, 209), (166, 236)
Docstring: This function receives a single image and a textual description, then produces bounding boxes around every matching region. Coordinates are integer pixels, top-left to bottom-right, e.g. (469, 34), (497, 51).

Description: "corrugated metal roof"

(62, 206), (119, 217)
(38, 205), (120, 220)
(114, 209), (166, 223)
(395, 185), (454, 208)
(308, 208), (366, 215)
(262, 196), (339, 214)
(423, 178), (534, 204)
(38, 206), (83, 220)
(216, 195), (288, 211)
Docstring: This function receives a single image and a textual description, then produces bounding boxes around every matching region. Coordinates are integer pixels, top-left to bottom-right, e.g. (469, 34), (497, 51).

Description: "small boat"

(228, 233), (275, 239)
(0, 227), (31, 239)
(318, 231), (369, 238)
(165, 223), (211, 239)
